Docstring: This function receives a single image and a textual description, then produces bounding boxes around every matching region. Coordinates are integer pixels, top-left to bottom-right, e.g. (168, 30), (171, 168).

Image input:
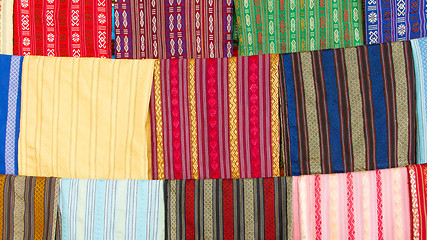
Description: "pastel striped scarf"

(59, 179), (164, 239)
(280, 41), (417, 176)
(293, 167), (411, 239)
(114, 0), (234, 59)
(13, 0), (111, 57)
(412, 37), (427, 164)
(166, 177), (292, 239)
(366, 0), (427, 44)
(0, 175), (59, 240)
(407, 164), (427, 240)
(0, 55), (22, 175)
(150, 54), (281, 180)
(233, 0), (364, 56)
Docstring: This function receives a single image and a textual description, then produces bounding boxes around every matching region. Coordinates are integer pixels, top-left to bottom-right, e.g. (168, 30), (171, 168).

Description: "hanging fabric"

(151, 54), (281, 180)
(293, 167), (411, 239)
(280, 41), (417, 176)
(13, 0), (112, 58)
(0, 0), (13, 54)
(18, 56), (154, 179)
(233, 0), (364, 56)
(165, 177), (292, 239)
(114, 0), (234, 59)
(366, 0), (427, 44)
(407, 163), (427, 240)
(59, 179), (164, 239)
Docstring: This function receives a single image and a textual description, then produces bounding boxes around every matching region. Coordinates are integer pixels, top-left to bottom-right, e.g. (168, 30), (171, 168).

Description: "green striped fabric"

(234, 0), (364, 56)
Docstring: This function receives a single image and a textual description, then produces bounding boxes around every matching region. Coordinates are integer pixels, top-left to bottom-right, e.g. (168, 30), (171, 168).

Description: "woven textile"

(166, 177), (293, 240)
(18, 56), (155, 179)
(366, 0), (427, 44)
(0, 175), (59, 240)
(280, 41), (417, 176)
(412, 37), (427, 164)
(233, 0), (364, 56)
(114, 0), (233, 59)
(0, 55), (22, 175)
(293, 167), (411, 239)
(59, 179), (164, 240)
(407, 164), (427, 240)
(151, 54), (281, 180)
(0, 0), (13, 54)
(13, 0), (111, 58)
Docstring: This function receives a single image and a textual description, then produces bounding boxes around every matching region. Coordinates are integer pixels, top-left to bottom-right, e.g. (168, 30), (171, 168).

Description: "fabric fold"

(151, 54), (281, 180)
(59, 179), (164, 239)
(165, 177), (292, 240)
(0, 0), (13, 54)
(407, 163), (427, 240)
(18, 56), (155, 179)
(114, 0), (233, 59)
(280, 41), (417, 176)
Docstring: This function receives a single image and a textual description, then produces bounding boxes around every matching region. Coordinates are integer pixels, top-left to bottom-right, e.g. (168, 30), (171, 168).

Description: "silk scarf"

(366, 0), (427, 44)
(293, 167), (411, 239)
(281, 41), (417, 176)
(151, 54), (281, 180)
(59, 179), (164, 239)
(233, 0), (364, 56)
(13, 0), (111, 58)
(0, 55), (22, 175)
(18, 56), (155, 179)
(114, 0), (233, 59)
(0, 0), (13, 54)
(412, 37), (427, 164)
(408, 164), (427, 240)
(166, 177), (292, 239)
(0, 175), (59, 239)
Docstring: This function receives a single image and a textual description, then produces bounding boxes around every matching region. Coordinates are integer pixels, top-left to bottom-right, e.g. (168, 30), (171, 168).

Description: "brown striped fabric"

(0, 175), (59, 240)
(165, 177), (292, 240)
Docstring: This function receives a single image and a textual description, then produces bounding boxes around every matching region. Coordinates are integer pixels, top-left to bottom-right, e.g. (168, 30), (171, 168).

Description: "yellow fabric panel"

(19, 56), (155, 179)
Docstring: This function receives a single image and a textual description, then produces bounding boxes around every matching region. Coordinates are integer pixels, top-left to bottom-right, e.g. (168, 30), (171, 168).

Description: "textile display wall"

(150, 54), (281, 180)
(18, 56), (155, 179)
(114, 0), (234, 59)
(280, 41), (417, 176)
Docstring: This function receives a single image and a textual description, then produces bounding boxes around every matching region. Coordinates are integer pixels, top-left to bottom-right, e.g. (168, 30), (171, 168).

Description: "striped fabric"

(0, 0), (13, 54)
(366, 0), (427, 44)
(166, 177), (292, 240)
(114, 0), (234, 59)
(412, 37), (427, 164)
(233, 0), (364, 56)
(407, 164), (427, 240)
(151, 54), (281, 180)
(293, 167), (411, 239)
(280, 41), (417, 176)
(59, 179), (164, 240)
(0, 175), (59, 240)
(0, 55), (22, 175)
(18, 56), (155, 179)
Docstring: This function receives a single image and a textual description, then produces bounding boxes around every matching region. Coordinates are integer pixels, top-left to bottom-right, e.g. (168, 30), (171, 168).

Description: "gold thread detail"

(188, 59), (199, 179)
(154, 60), (165, 179)
(228, 57), (240, 178)
(270, 54), (281, 177)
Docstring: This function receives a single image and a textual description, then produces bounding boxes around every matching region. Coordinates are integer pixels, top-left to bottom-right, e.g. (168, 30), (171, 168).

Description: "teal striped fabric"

(59, 179), (165, 240)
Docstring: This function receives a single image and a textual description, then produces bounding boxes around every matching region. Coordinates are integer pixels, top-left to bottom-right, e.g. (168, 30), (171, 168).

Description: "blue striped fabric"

(59, 179), (165, 240)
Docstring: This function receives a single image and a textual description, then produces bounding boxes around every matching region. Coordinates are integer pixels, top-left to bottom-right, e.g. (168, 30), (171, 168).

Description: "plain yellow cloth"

(18, 56), (155, 179)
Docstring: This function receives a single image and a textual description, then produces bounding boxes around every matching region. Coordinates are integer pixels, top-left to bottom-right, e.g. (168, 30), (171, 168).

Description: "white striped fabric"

(59, 179), (165, 240)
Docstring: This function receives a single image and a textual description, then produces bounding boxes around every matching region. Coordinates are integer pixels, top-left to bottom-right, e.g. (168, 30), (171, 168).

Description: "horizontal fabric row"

(0, 38), (426, 178)
(4, 164), (427, 239)
(3, 0), (427, 57)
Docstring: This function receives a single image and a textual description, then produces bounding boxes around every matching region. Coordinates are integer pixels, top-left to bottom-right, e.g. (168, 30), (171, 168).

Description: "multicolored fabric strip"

(366, 0), (427, 44)
(114, 0), (233, 59)
(407, 163), (427, 240)
(0, 175), (59, 240)
(18, 56), (155, 179)
(150, 54), (281, 180)
(293, 167), (411, 239)
(0, 0), (14, 54)
(0, 55), (22, 175)
(165, 177), (292, 240)
(13, 0), (111, 58)
(412, 37), (427, 164)
(59, 179), (164, 239)
(233, 0), (364, 56)
(280, 41), (417, 176)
